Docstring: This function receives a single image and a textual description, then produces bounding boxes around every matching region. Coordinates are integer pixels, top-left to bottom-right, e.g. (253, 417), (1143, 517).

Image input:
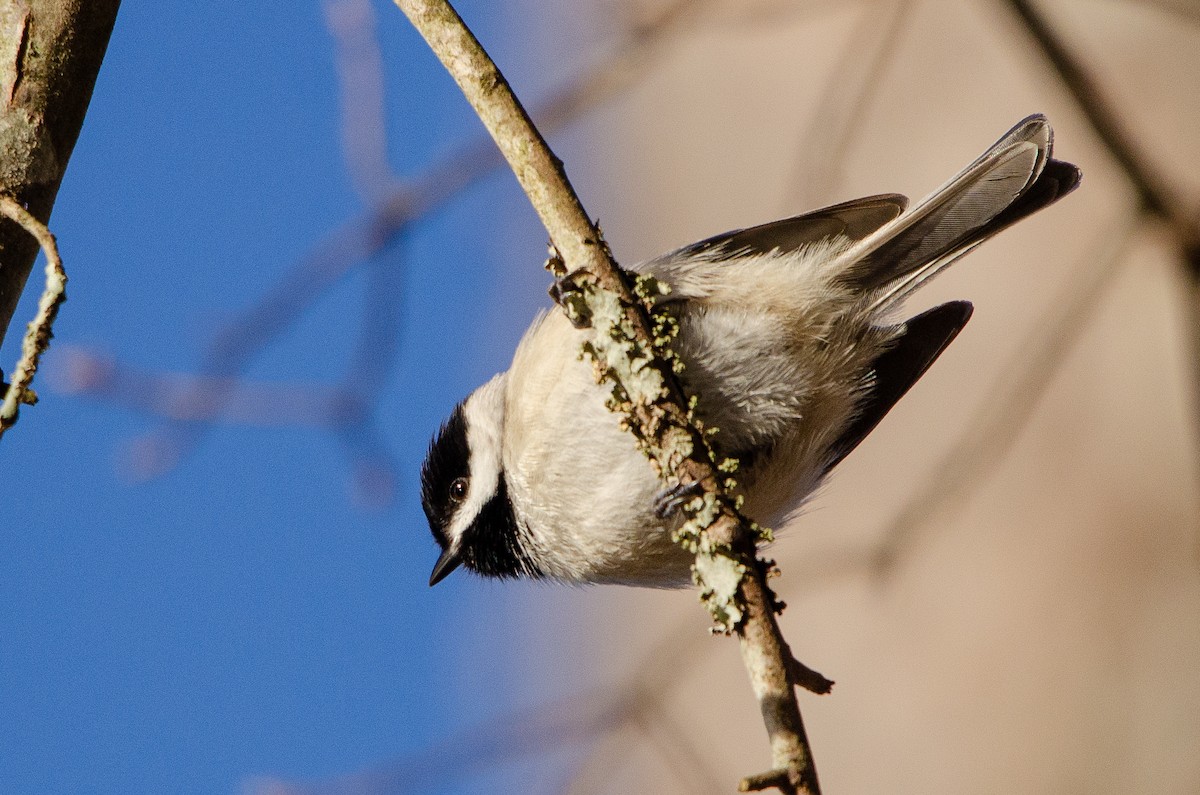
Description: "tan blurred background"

(504, 1), (1200, 792)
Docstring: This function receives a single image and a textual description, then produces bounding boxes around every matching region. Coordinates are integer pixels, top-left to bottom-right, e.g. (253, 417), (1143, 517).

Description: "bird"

(420, 114), (1080, 588)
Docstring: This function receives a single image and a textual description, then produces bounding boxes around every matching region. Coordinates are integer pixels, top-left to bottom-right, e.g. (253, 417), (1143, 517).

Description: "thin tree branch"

(1121, 0), (1200, 27)
(1004, 0), (1200, 513)
(324, 0), (395, 204)
(392, 0), (820, 790)
(48, 345), (356, 426)
(392, 0), (616, 278)
(0, 194), (65, 434)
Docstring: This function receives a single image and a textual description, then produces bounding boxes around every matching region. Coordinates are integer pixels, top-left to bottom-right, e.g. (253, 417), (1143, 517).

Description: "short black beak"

(429, 547), (463, 586)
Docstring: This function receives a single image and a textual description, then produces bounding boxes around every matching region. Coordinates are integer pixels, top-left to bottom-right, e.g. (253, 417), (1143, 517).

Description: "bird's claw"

(548, 270), (594, 329)
(653, 479), (704, 519)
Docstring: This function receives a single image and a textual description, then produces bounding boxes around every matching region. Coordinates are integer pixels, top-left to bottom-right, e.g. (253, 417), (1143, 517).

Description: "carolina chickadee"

(421, 115), (1080, 588)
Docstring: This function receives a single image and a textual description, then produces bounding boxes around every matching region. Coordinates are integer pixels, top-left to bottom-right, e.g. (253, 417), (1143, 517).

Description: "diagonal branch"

(1003, 0), (1200, 497)
(392, 0), (821, 791)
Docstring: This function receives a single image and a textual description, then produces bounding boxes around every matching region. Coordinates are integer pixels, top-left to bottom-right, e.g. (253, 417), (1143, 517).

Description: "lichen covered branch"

(393, 1), (821, 791)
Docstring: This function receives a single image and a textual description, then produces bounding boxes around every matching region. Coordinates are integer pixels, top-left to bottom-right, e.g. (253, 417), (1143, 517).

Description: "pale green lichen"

(561, 269), (775, 632)
(585, 284), (667, 406)
(658, 424), (694, 470)
(670, 491), (748, 632)
(752, 521), (774, 544)
(693, 551), (746, 632)
(677, 491), (721, 540)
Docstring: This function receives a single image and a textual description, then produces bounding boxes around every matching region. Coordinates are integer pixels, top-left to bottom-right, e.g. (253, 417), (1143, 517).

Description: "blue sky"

(0, 3), (563, 792)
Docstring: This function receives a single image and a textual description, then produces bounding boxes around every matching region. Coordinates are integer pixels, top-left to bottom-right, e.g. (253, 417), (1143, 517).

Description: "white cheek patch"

(445, 374), (507, 547)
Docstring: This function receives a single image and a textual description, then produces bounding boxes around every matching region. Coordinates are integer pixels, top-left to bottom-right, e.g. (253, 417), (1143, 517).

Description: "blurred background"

(1, 1), (1198, 793)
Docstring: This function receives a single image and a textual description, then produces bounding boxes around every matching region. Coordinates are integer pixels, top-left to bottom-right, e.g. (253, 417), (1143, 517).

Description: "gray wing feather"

(653, 193), (908, 264)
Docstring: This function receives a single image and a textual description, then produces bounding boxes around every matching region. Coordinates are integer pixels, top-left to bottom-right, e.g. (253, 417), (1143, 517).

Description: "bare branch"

(740, 768), (793, 793)
(1122, 0), (1200, 27)
(323, 0), (396, 203)
(48, 345), (357, 427)
(788, 657), (834, 696)
(392, 0), (616, 277)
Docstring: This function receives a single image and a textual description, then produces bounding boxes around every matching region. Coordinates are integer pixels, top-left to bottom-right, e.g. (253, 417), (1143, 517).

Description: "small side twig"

(392, 0), (821, 791)
(789, 656), (835, 696)
(740, 768), (793, 793)
(0, 195), (67, 436)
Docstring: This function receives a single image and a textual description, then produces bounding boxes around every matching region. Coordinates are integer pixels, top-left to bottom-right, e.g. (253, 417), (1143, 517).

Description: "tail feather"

(837, 114), (1080, 310)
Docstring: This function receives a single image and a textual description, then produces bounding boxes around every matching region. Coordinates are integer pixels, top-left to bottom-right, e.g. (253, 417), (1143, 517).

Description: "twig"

(1123, 0), (1200, 28)
(392, 0), (820, 791)
(1004, 0), (1200, 505)
(323, 0), (395, 203)
(0, 195), (67, 435)
(48, 345), (358, 426)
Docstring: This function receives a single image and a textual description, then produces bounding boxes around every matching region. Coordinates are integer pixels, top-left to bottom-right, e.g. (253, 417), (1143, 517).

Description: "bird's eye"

(449, 477), (468, 502)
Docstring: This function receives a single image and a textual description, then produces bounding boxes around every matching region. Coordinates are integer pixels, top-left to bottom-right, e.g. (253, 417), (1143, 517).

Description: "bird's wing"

(821, 300), (974, 474)
(635, 194), (908, 295)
